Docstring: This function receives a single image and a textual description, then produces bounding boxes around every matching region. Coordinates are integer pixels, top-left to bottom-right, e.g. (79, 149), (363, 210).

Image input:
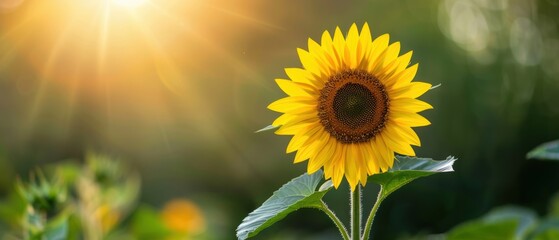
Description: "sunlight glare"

(112, 0), (148, 8)
(0, 0), (24, 10)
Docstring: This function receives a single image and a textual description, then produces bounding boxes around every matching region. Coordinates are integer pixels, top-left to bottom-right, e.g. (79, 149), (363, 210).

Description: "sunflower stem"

(362, 186), (385, 240)
(319, 200), (350, 240)
(351, 185), (361, 240)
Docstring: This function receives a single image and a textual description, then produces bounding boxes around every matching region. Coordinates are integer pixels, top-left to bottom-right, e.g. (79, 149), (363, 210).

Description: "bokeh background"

(1, 0), (559, 239)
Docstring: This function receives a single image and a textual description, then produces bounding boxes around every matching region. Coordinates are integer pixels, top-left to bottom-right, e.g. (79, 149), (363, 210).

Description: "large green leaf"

(483, 206), (538, 239)
(236, 170), (333, 240)
(447, 219), (518, 240)
(371, 156), (456, 198)
(361, 156), (456, 240)
(527, 140), (559, 160)
(445, 206), (536, 240)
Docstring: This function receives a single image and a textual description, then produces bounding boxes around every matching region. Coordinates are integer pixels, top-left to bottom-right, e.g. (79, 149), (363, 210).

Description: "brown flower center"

(318, 70), (389, 143)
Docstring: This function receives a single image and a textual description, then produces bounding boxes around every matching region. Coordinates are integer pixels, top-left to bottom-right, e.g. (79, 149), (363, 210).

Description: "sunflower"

(268, 23), (433, 190)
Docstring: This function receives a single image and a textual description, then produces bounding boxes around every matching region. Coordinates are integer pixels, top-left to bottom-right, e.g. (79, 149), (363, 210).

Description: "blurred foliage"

(527, 140), (559, 160)
(0, 153), (210, 240)
(403, 204), (559, 240)
(400, 204), (559, 240)
(398, 142), (559, 240)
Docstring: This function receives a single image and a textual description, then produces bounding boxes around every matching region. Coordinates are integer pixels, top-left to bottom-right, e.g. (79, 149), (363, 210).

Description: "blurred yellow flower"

(268, 23), (432, 190)
(161, 199), (206, 234)
(94, 204), (121, 233)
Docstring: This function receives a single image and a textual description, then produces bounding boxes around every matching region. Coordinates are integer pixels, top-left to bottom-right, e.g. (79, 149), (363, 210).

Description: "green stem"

(362, 186), (384, 240)
(351, 186), (361, 240)
(319, 201), (350, 240)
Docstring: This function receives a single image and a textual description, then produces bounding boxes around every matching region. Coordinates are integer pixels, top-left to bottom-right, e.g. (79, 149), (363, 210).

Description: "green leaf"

(549, 193), (559, 218)
(44, 219), (69, 240)
(430, 83), (442, 90)
(371, 156), (456, 198)
(483, 206), (537, 239)
(531, 218), (559, 240)
(255, 125), (278, 133)
(131, 205), (173, 240)
(0, 190), (27, 226)
(445, 206), (536, 240)
(527, 140), (559, 160)
(363, 155), (456, 240)
(533, 229), (559, 240)
(51, 162), (81, 187)
(447, 219), (518, 240)
(43, 206), (74, 240)
(236, 170), (333, 240)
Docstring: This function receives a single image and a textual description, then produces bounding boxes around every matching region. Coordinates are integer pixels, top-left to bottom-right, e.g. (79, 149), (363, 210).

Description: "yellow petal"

(386, 148), (395, 168)
(376, 136), (396, 169)
(381, 131), (416, 157)
(388, 122), (421, 146)
(320, 30), (339, 71)
(297, 48), (322, 76)
(286, 134), (309, 153)
(284, 68), (319, 87)
(331, 144), (346, 188)
(281, 114), (319, 129)
(308, 38), (333, 76)
(345, 23), (359, 69)
(360, 23), (372, 45)
(323, 141), (338, 180)
(367, 34), (390, 68)
(333, 26), (346, 69)
(390, 98), (433, 113)
(308, 135), (334, 173)
(293, 128), (324, 163)
(275, 120), (318, 135)
(382, 42), (401, 69)
(301, 127), (328, 149)
(373, 137), (391, 172)
(390, 64), (419, 89)
(357, 23), (373, 69)
(395, 51), (413, 72)
(384, 124), (414, 146)
(389, 82), (432, 99)
(376, 50), (413, 83)
(359, 163), (368, 186)
(345, 144), (359, 190)
(273, 111), (316, 127)
(362, 142), (379, 175)
(294, 145), (312, 163)
(323, 162), (333, 179)
(390, 111), (431, 127)
(275, 79), (315, 97)
(355, 144), (369, 187)
(272, 114), (292, 127)
(321, 30), (333, 48)
(368, 41), (399, 73)
(377, 61), (401, 86)
(267, 96), (316, 113)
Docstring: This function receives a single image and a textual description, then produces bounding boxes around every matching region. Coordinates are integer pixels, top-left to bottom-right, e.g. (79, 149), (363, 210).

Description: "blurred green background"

(1, 0), (559, 239)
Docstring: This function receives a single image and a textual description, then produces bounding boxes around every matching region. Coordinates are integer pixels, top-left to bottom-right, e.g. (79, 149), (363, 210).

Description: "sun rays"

(0, 0), (280, 152)
(112, 0), (149, 8)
